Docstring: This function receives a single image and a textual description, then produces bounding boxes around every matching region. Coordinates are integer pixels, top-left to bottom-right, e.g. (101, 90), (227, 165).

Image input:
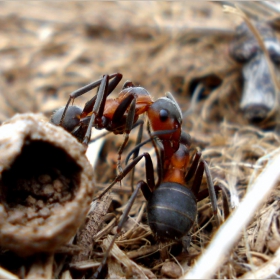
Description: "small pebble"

(37, 218), (45, 225)
(39, 207), (50, 218)
(38, 174), (52, 184)
(43, 184), (55, 196)
(53, 179), (63, 192)
(60, 192), (72, 203)
(27, 208), (38, 220)
(251, 256), (265, 266)
(36, 200), (44, 209)
(53, 192), (62, 201)
(267, 239), (280, 253)
(26, 195), (36, 206)
(161, 261), (182, 278)
(7, 210), (26, 224)
(5, 170), (74, 225)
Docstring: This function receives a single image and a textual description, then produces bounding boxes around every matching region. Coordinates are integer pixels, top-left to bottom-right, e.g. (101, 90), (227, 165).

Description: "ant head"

(147, 92), (182, 157)
(147, 92), (182, 132)
(51, 105), (82, 133)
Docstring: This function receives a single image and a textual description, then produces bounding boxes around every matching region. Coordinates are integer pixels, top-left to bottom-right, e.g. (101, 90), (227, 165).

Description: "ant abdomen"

(51, 105), (82, 133)
(147, 182), (197, 240)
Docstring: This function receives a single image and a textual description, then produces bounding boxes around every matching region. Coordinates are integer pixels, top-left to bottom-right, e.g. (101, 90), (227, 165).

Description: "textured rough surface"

(0, 113), (94, 255)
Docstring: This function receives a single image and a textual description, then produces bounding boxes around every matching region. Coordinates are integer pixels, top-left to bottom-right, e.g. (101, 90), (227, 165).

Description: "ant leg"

(190, 161), (204, 197)
(59, 73), (121, 126)
(193, 160), (220, 226)
(147, 121), (163, 183)
(82, 75), (110, 145)
(92, 180), (148, 279)
(89, 119), (143, 148)
(122, 80), (135, 89)
(93, 152), (155, 201)
(202, 160), (220, 225)
(103, 93), (137, 174)
(129, 120), (144, 191)
(185, 151), (202, 182)
(196, 183), (231, 219)
(88, 130), (111, 144)
(81, 73), (123, 118)
(215, 184), (231, 218)
(189, 159), (220, 226)
(116, 99), (136, 174)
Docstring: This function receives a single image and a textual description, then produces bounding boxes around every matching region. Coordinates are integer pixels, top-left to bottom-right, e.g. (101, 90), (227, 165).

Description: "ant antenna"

(125, 128), (177, 164)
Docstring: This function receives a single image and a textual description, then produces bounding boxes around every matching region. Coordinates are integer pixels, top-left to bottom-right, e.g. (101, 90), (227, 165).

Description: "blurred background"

(1, 2), (280, 279)
(0, 2), (243, 124)
(1, 2), (280, 135)
(1, 2), (280, 131)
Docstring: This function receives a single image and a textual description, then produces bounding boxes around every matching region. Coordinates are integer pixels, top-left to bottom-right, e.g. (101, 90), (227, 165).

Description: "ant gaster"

(92, 101), (230, 278)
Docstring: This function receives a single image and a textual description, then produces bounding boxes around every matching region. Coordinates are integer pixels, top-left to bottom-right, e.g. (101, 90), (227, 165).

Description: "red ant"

(91, 111), (230, 278)
(51, 74), (230, 277)
(50, 73), (182, 172)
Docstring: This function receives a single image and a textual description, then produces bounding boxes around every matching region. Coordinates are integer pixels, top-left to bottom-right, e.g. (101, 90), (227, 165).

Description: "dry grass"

(0, 2), (280, 279)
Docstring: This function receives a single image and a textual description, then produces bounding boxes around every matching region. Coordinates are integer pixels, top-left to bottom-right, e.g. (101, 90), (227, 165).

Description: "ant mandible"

(92, 107), (230, 278)
(51, 73), (182, 172)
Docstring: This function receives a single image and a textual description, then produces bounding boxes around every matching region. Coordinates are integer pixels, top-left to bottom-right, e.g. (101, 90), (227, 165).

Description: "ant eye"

(159, 109), (168, 122)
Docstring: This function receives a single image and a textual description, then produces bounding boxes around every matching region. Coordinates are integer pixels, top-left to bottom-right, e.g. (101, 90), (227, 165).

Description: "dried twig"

(184, 151), (280, 279)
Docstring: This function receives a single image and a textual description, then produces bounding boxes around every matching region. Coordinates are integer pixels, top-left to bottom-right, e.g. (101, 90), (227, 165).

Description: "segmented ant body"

(51, 74), (182, 167)
(92, 97), (230, 278)
(51, 73), (229, 277)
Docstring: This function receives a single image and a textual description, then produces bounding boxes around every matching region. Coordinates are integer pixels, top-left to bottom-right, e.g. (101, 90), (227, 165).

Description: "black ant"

(91, 101), (230, 278)
(50, 74), (230, 277)
(50, 73), (182, 172)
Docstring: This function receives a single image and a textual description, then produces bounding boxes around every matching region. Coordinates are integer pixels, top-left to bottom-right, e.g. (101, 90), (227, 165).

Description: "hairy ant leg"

(82, 75), (111, 144)
(91, 136), (231, 278)
(93, 151), (153, 201)
(110, 81), (149, 174)
(95, 128), (178, 201)
(187, 156), (230, 226)
(81, 74), (123, 120)
(195, 183), (231, 220)
(83, 78), (145, 170)
(184, 151), (229, 226)
(51, 73), (122, 142)
(58, 73), (122, 127)
(114, 96), (136, 174)
(187, 158), (220, 226)
(92, 152), (155, 278)
(127, 119), (145, 191)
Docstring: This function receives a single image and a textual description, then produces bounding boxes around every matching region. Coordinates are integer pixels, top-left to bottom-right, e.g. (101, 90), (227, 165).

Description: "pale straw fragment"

(183, 150), (280, 279)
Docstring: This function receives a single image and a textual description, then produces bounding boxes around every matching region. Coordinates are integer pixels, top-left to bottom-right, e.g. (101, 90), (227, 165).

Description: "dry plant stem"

(102, 235), (148, 279)
(126, 244), (161, 259)
(224, 4), (280, 118)
(93, 216), (118, 242)
(69, 260), (100, 270)
(241, 247), (280, 278)
(26, 254), (54, 279)
(61, 270), (72, 279)
(183, 151), (280, 279)
(0, 266), (19, 279)
(72, 190), (112, 263)
(0, 113), (94, 255)
(118, 201), (146, 241)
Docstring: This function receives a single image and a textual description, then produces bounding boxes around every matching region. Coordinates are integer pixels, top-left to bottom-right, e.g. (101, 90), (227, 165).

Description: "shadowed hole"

(0, 139), (82, 225)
